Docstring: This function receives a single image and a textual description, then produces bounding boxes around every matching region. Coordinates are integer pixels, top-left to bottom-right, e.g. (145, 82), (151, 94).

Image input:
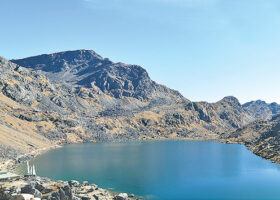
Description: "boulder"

(21, 184), (35, 195)
(33, 189), (42, 198)
(42, 187), (53, 194)
(92, 184), (98, 190)
(68, 180), (80, 187)
(81, 196), (91, 200)
(51, 191), (60, 199)
(92, 194), (99, 200)
(114, 193), (128, 200)
(35, 182), (45, 192)
(82, 181), (89, 186)
(59, 188), (67, 200)
(61, 184), (72, 198)
(128, 194), (135, 197)
(86, 187), (94, 193)
(73, 197), (82, 200)
(15, 194), (34, 200)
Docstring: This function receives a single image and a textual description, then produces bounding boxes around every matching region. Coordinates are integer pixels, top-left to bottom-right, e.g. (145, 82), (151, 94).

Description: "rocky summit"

(242, 100), (280, 120)
(0, 50), (279, 168)
(12, 50), (182, 100)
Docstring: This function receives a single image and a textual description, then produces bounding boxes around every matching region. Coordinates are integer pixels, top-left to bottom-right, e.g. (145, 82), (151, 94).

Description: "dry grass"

(36, 121), (56, 133)
(96, 117), (126, 134)
(13, 71), (33, 82)
(5, 79), (20, 86)
(40, 77), (50, 84)
(169, 132), (178, 138)
(0, 94), (26, 109)
(133, 111), (164, 123)
(0, 123), (51, 153)
(65, 133), (83, 143)
(31, 100), (40, 108)
(43, 91), (52, 96)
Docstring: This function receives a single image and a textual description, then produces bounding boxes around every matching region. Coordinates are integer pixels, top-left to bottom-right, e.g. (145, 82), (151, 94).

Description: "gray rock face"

(21, 184), (35, 194)
(2, 84), (35, 105)
(0, 145), (20, 159)
(35, 182), (45, 192)
(20, 184), (42, 199)
(34, 189), (42, 198)
(12, 50), (182, 100)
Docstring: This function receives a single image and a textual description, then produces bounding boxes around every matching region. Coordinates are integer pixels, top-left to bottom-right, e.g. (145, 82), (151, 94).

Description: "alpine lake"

(17, 141), (280, 200)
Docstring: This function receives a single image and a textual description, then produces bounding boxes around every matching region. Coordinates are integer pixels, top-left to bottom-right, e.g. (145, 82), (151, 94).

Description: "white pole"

(31, 165), (33, 175)
(27, 161), (30, 175)
(33, 165), (36, 176)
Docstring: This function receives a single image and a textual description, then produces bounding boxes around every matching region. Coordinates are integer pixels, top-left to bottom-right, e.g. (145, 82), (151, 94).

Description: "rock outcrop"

(0, 175), (137, 200)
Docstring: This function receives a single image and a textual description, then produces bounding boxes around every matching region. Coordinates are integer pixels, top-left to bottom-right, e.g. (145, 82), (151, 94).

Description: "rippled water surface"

(19, 141), (280, 200)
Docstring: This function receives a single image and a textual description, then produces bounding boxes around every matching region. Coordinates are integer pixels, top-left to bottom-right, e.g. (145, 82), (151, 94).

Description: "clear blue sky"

(1, 0), (280, 103)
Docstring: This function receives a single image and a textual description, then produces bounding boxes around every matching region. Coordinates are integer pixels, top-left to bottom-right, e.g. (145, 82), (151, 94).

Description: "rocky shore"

(0, 175), (139, 200)
(0, 144), (140, 200)
(0, 145), (61, 172)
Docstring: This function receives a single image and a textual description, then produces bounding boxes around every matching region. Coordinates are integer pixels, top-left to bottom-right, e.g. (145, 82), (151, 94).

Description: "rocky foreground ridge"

(0, 175), (137, 200)
(0, 49), (279, 166)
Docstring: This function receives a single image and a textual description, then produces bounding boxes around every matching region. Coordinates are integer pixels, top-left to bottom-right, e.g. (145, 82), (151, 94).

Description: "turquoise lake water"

(19, 141), (280, 200)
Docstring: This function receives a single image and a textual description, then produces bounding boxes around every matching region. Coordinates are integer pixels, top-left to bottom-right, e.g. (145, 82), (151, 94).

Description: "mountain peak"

(242, 100), (280, 119)
(243, 100), (267, 107)
(11, 49), (105, 72)
(48, 49), (103, 60)
(15, 49), (102, 60)
(219, 96), (241, 106)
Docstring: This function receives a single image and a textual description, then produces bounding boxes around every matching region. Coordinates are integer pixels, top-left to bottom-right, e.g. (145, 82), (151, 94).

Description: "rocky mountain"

(12, 50), (183, 100)
(221, 114), (280, 163)
(0, 49), (279, 166)
(242, 100), (280, 119)
(0, 56), (54, 164)
(11, 50), (260, 136)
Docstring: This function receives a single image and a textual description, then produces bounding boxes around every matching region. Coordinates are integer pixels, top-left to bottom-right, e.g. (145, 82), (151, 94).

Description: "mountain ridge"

(12, 49), (184, 101)
(242, 100), (280, 119)
(0, 50), (279, 167)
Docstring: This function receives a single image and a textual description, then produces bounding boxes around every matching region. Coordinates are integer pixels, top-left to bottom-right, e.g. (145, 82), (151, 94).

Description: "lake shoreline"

(0, 143), (141, 200)
(11, 139), (280, 200)
(4, 135), (280, 174)
(1, 137), (279, 200)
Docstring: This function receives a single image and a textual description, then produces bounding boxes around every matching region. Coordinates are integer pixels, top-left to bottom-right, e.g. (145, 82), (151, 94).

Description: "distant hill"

(243, 100), (280, 119)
